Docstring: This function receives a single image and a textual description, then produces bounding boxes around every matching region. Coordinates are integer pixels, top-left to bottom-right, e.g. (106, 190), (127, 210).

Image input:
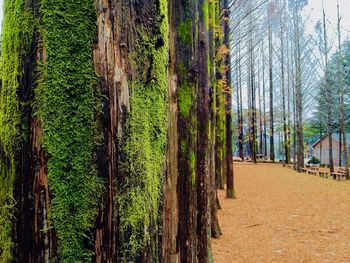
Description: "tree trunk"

(239, 61), (245, 160)
(339, 132), (342, 167)
(258, 61), (263, 157)
(162, 1), (179, 261)
(262, 48), (268, 158)
(280, 10), (289, 164)
(268, 15), (275, 163)
(4, 2), (57, 261)
(294, 7), (304, 171)
(286, 33), (292, 165)
(209, 0), (222, 240)
(320, 122), (323, 164)
(237, 28), (244, 160)
(93, 1), (131, 260)
(174, 0), (199, 261)
(196, 0), (210, 261)
(215, 7), (226, 191)
(322, 2), (333, 173)
(337, 0), (349, 178)
(223, 0), (235, 199)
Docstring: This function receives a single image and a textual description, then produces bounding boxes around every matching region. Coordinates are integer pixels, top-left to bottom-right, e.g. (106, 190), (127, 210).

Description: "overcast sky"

(303, 0), (350, 51)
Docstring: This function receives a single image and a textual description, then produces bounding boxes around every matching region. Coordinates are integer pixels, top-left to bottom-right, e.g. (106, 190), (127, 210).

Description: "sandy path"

(212, 163), (350, 263)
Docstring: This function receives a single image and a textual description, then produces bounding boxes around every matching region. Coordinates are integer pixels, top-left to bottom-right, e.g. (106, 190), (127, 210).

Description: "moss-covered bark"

(222, 0), (235, 199)
(215, 0), (227, 191)
(173, 0), (199, 262)
(209, 0), (222, 240)
(0, 1), (33, 261)
(1, 0), (103, 261)
(114, 1), (169, 262)
(0, 0), (58, 262)
(196, 0), (211, 261)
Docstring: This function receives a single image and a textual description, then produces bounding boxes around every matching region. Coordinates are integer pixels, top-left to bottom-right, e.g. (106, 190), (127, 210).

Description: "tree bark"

(280, 9), (289, 164)
(0, 2), (56, 262)
(209, 0), (222, 240)
(223, 0), (235, 199)
(262, 47), (267, 158)
(196, 0), (210, 261)
(337, 0), (349, 178)
(162, 0), (179, 261)
(322, 2), (334, 172)
(268, 12), (275, 163)
(93, 1), (131, 260)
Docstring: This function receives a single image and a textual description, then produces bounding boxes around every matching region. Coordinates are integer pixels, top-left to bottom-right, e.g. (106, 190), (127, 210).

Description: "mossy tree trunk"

(209, 0), (222, 240)
(196, 0), (210, 260)
(1, 0), (168, 261)
(215, 0), (227, 192)
(173, 0), (199, 261)
(101, 1), (169, 262)
(222, 0), (235, 199)
(168, 0), (225, 261)
(0, 1), (56, 262)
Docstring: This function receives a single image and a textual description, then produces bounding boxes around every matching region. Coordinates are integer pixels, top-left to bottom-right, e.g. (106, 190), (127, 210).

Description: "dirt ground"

(212, 163), (350, 263)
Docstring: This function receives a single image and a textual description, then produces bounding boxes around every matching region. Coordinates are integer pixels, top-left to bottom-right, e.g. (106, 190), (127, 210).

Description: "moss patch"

(39, 0), (103, 261)
(203, 0), (209, 31)
(190, 151), (196, 187)
(226, 188), (236, 199)
(178, 19), (192, 44)
(178, 82), (192, 117)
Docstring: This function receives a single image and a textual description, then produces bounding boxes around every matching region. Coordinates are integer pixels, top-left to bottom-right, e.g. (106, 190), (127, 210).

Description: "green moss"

(177, 56), (197, 188)
(211, 80), (217, 114)
(190, 151), (196, 187)
(177, 62), (194, 111)
(226, 188), (236, 199)
(178, 19), (192, 44)
(118, 89), (165, 261)
(209, 0), (215, 31)
(208, 247), (214, 263)
(39, 0), (103, 261)
(203, 0), (209, 31)
(0, 1), (36, 261)
(178, 82), (192, 117)
(117, 0), (169, 261)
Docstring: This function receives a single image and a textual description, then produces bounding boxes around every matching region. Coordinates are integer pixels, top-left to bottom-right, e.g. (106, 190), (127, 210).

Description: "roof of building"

(311, 133), (350, 148)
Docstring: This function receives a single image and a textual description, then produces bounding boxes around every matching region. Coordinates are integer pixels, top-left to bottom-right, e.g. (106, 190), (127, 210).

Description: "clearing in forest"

(213, 163), (350, 263)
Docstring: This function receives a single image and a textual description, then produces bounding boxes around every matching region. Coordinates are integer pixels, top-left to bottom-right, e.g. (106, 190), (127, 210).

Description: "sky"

(303, 0), (350, 51)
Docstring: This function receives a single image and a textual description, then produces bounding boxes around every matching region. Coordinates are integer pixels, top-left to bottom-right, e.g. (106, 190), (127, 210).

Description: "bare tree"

(336, 0), (349, 177)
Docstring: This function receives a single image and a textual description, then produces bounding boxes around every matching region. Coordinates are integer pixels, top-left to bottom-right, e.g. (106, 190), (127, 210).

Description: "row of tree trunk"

(0, 0), (234, 262)
(234, 1), (306, 170)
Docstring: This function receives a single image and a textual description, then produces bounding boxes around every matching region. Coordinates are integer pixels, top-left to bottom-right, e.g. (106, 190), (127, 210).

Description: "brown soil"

(212, 163), (350, 263)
